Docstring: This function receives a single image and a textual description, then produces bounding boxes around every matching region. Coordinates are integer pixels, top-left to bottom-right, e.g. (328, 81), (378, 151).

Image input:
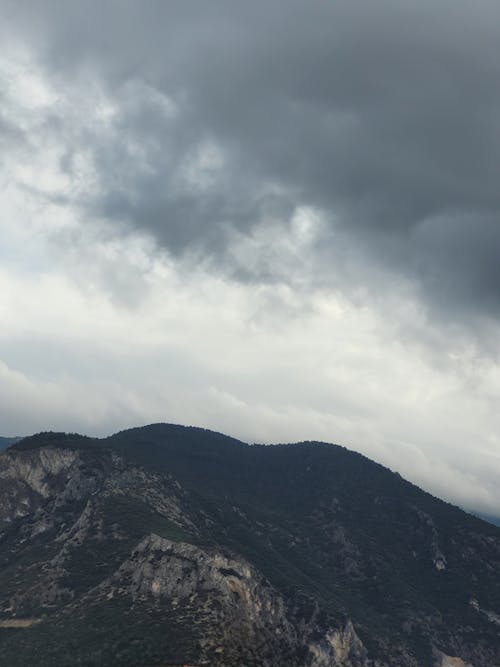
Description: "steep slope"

(0, 424), (499, 666)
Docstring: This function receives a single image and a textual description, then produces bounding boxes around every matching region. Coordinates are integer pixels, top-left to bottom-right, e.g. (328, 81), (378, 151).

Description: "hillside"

(0, 424), (499, 666)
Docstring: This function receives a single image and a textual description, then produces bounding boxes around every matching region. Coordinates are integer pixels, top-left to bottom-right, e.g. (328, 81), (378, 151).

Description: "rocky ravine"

(0, 426), (499, 666)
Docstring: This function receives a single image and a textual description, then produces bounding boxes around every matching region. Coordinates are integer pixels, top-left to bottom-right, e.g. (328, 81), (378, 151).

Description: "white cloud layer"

(2, 214), (500, 514)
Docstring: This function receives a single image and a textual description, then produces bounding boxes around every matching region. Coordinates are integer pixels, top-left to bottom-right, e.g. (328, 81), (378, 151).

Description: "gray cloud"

(4, 0), (500, 324)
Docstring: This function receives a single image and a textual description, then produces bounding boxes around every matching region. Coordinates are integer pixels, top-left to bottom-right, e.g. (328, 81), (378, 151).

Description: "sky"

(1, 0), (500, 514)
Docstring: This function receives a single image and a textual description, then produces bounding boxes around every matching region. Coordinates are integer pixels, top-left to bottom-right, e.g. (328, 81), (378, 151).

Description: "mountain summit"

(0, 424), (499, 666)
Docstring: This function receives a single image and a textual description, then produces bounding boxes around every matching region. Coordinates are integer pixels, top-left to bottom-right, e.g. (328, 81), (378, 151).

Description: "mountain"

(0, 436), (21, 451)
(0, 424), (499, 666)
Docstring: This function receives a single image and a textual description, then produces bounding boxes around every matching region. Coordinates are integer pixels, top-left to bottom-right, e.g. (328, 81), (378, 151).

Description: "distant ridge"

(0, 436), (21, 451)
(475, 512), (500, 528)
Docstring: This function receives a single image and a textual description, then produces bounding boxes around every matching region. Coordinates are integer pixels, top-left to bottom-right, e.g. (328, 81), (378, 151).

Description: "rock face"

(0, 425), (499, 666)
(437, 654), (474, 667)
(309, 620), (369, 667)
(108, 534), (301, 666)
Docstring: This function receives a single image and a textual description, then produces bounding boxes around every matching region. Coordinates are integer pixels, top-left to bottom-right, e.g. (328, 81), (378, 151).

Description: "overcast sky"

(2, 0), (500, 514)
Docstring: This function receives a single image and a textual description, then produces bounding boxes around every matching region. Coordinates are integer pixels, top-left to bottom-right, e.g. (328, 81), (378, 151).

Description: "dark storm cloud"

(6, 0), (500, 318)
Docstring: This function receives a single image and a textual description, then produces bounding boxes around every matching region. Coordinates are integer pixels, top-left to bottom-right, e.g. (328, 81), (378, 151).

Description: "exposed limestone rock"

(309, 619), (369, 666)
(81, 533), (373, 667)
(104, 533), (300, 666)
(413, 507), (448, 571)
(437, 652), (474, 667)
(0, 447), (196, 619)
(0, 618), (41, 628)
